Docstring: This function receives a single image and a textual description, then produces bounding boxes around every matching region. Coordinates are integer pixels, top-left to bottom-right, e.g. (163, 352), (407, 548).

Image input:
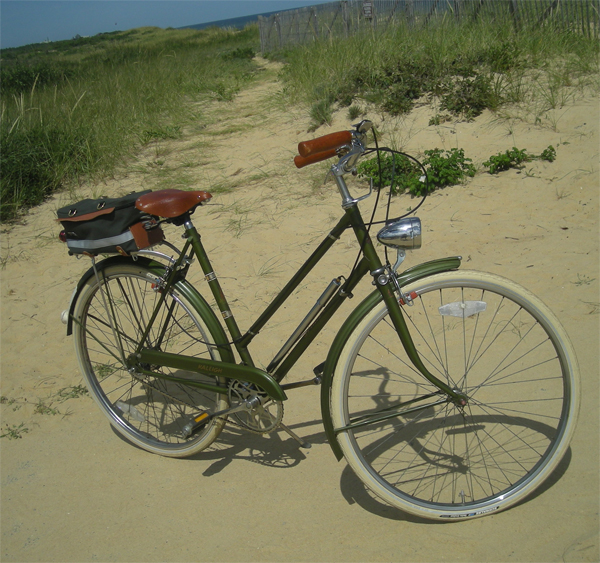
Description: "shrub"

(0, 126), (93, 220)
(440, 74), (501, 119)
(221, 47), (256, 60)
(0, 61), (79, 95)
(483, 147), (531, 174)
(357, 152), (420, 191)
(422, 148), (476, 189)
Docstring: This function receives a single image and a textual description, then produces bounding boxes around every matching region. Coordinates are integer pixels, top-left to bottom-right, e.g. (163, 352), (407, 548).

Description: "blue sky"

(0, 1), (331, 49)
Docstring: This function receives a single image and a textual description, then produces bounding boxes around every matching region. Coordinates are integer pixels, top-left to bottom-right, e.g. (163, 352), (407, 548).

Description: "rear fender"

(320, 257), (462, 460)
(66, 255), (234, 363)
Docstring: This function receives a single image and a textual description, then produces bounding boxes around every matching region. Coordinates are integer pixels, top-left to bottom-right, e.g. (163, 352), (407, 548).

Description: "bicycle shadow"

(110, 405), (574, 521)
(110, 415), (331, 475)
(334, 405), (575, 523)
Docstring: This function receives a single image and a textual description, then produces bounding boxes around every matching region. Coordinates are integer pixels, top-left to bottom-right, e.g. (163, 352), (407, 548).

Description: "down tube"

(272, 257), (371, 382)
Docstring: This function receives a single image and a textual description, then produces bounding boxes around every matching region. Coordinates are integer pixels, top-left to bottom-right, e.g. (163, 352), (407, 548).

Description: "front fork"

(373, 264), (468, 407)
(343, 204), (468, 407)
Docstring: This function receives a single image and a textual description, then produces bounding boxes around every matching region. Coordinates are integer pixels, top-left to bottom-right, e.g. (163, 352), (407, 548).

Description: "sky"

(0, 0), (331, 49)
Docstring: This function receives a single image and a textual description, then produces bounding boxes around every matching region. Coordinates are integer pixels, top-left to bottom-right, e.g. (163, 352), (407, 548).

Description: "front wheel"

(331, 271), (579, 520)
(72, 262), (229, 457)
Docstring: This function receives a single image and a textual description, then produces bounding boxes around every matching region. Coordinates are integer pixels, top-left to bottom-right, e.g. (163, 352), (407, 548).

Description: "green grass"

(1, 25), (260, 221)
(275, 17), (598, 127)
(1, 17), (597, 220)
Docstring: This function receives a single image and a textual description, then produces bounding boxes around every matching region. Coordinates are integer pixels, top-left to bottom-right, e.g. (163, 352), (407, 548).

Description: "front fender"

(320, 256), (461, 460)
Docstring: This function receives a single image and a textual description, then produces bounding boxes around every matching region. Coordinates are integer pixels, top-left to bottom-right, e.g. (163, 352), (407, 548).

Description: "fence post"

(510, 0), (521, 31)
(311, 7), (320, 40)
(383, 0), (396, 30)
(343, 1), (350, 37)
(424, 0), (442, 25)
(275, 14), (283, 50)
(258, 15), (265, 53)
(452, 0), (460, 20)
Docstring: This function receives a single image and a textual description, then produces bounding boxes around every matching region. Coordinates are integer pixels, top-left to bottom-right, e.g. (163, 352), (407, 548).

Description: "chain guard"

(228, 380), (283, 434)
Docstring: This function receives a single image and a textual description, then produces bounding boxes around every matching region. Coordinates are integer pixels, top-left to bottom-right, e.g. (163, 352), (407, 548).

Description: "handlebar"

(297, 131), (353, 158)
(294, 120), (372, 170)
(294, 148), (338, 169)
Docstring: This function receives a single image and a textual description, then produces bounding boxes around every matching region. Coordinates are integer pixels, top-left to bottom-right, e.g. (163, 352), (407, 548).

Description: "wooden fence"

(258, 0), (600, 52)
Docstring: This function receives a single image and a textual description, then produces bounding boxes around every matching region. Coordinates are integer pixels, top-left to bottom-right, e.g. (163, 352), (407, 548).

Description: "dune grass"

(1, 17), (597, 221)
(275, 17), (599, 130)
(0, 26), (259, 221)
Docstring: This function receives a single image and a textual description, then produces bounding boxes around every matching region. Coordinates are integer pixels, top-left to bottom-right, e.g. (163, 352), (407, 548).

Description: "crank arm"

(181, 395), (262, 438)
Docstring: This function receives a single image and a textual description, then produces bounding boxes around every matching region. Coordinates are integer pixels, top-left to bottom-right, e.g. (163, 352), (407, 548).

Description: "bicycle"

(60, 120), (580, 521)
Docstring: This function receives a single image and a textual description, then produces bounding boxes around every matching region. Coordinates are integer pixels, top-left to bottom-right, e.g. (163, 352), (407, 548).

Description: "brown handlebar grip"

(298, 131), (352, 158)
(294, 148), (338, 169)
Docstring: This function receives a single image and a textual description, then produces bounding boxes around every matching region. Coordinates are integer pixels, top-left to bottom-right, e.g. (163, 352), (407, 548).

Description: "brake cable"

(346, 128), (429, 278)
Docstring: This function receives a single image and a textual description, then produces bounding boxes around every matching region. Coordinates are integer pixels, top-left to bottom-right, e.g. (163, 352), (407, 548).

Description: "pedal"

(181, 411), (210, 438)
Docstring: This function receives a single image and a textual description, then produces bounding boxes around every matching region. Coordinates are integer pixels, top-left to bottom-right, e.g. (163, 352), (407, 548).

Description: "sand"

(1, 61), (598, 562)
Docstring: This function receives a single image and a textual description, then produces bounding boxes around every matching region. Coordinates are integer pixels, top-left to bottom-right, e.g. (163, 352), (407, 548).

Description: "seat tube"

(184, 220), (254, 367)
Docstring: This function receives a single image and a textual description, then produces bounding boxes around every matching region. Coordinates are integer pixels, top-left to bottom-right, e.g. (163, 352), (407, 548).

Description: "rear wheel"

(73, 262), (229, 457)
(331, 271), (579, 520)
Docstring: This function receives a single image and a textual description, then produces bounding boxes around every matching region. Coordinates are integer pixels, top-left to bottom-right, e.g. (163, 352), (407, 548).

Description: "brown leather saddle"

(136, 189), (212, 219)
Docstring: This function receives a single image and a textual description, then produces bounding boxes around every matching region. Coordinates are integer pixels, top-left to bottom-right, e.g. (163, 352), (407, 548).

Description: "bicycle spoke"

(75, 265), (229, 456)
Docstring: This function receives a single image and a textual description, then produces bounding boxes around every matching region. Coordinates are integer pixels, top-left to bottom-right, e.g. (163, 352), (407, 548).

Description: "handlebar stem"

(330, 131), (368, 208)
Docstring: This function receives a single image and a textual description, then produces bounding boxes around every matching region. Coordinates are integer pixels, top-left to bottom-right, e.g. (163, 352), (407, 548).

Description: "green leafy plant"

(34, 399), (60, 416)
(483, 147), (530, 174)
(0, 423), (29, 440)
(483, 146), (556, 174)
(429, 114), (453, 126)
(422, 148), (476, 189)
(56, 385), (89, 401)
(357, 152), (420, 192)
(357, 148), (475, 197)
(540, 145), (557, 162)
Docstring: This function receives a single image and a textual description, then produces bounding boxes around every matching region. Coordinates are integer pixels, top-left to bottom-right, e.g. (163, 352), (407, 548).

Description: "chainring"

(228, 380), (283, 434)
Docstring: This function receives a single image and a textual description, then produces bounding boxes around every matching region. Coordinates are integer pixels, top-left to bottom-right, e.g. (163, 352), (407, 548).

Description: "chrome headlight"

(377, 217), (422, 250)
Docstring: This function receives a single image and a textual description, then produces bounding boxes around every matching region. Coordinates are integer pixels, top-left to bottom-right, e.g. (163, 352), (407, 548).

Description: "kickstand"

(279, 422), (311, 449)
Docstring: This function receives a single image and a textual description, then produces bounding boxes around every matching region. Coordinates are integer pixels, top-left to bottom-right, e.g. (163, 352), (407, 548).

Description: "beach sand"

(1, 62), (598, 562)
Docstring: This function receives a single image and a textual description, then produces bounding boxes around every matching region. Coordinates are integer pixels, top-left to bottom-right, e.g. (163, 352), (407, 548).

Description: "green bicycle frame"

(72, 141), (466, 455)
(127, 198), (463, 407)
